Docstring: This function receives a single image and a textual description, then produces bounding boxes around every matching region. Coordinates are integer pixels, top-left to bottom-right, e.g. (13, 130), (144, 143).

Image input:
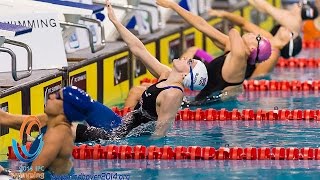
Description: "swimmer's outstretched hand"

(105, 0), (117, 23)
(248, 0), (268, 13)
(156, 0), (175, 8)
(208, 9), (225, 17)
(0, 109), (8, 125)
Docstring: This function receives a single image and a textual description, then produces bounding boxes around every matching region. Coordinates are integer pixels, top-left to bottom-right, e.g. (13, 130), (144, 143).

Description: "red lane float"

(302, 39), (320, 49)
(140, 78), (320, 91)
(111, 107), (320, 121)
(276, 57), (320, 68)
(9, 145), (320, 160)
(243, 80), (320, 91)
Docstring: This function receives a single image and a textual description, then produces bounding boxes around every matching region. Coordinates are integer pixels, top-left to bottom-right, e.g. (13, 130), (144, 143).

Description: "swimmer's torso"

(195, 52), (243, 101)
(46, 124), (74, 175)
(30, 121), (74, 175)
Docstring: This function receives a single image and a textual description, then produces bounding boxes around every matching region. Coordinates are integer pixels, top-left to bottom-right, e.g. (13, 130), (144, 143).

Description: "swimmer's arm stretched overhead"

(0, 109), (48, 130)
(221, 29), (247, 82)
(156, 0), (229, 51)
(248, 0), (301, 35)
(106, 0), (170, 78)
(209, 9), (273, 39)
(152, 90), (183, 138)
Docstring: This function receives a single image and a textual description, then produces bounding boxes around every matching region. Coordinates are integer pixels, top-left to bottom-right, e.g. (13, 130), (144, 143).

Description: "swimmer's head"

(300, 0), (318, 20)
(271, 25), (302, 58)
(44, 90), (64, 117)
(245, 34), (272, 65)
(62, 86), (93, 122)
(181, 59), (208, 91)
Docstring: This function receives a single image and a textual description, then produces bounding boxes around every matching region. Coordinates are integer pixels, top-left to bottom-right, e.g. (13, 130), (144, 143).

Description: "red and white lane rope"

(140, 78), (320, 91)
(302, 39), (320, 49)
(243, 79), (320, 91)
(276, 57), (320, 68)
(112, 107), (320, 121)
(7, 144), (320, 160)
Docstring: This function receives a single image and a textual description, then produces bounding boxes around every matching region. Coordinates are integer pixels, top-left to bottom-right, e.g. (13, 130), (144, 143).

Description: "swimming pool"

(1, 56), (320, 179)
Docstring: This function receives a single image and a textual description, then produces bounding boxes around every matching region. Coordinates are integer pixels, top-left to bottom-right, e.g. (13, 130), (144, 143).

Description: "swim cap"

(301, 0), (318, 20)
(183, 59), (208, 91)
(270, 25), (302, 59)
(247, 36), (272, 65)
(62, 86), (93, 122)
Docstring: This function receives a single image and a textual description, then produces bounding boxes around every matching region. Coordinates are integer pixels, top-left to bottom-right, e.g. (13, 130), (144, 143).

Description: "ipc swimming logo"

(12, 116), (44, 163)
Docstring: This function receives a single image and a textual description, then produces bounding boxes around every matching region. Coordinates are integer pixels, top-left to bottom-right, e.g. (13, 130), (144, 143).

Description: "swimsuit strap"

(164, 86), (184, 92)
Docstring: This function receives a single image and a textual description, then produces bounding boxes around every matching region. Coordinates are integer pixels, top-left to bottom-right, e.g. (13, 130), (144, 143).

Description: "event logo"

(11, 116), (44, 163)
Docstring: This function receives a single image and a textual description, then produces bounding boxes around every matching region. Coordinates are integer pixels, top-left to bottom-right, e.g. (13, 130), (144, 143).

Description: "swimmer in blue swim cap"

(0, 90), (74, 177)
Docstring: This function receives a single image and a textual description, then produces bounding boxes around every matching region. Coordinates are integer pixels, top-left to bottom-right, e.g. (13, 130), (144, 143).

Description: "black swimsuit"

(75, 80), (183, 142)
(245, 64), (256, 79)
(195, 52), (243, 101)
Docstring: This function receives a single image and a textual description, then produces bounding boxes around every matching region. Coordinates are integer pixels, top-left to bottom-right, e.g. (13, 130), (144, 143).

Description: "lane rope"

(276, 57), (320, 68)
(7, 144), (320, 160)
(140, 78), (320, 91)
(111, 107), (320, 121)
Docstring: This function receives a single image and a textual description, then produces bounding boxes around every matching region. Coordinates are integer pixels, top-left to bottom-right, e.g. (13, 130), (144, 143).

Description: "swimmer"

(302, 0), (320, 41)
(156, 0), (271, 103)
(248, 0), (318, 41)
(70, 0), (208, 142)
(208, 9), (301, 78)
(0, 90), (74, 178)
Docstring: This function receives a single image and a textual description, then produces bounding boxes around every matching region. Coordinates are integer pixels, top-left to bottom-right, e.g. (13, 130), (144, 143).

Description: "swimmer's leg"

(74, 123), (112, 142)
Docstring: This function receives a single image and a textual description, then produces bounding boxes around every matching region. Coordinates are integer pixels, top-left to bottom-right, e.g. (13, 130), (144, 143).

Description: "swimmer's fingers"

(105, 0), (117, 22)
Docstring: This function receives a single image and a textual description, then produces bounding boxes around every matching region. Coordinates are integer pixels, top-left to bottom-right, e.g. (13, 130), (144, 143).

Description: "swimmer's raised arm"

(0, 109), (48, 130)
(209, 9), (273, 39)
(106, 0), (170, 78)
(156, 0), (229, 51)
(228, 29), (246, 61)
(152, 90), (183, 138)
(248, 0), (301, 35)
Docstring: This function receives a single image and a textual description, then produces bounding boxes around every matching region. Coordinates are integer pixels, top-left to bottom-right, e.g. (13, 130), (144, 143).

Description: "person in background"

(248, 0), (318, 35)
(155, 0), (272, 105)
(208, 9), (300, 79)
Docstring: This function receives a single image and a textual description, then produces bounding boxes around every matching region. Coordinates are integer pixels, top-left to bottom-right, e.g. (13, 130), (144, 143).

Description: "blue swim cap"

(62, 86), (93, 122)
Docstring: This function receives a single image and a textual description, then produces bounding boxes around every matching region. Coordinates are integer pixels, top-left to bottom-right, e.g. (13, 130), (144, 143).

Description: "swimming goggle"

(255, 34), (261, 63)
(55, 91), (62, 100)
(289, 32), (294, 57)
(187, 59), (194, 91)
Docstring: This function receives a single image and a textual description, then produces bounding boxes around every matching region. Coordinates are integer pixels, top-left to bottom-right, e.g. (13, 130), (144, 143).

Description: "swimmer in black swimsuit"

(76, 79), (185, 142)
(157, 0), (272, 105)
(208, 9), (303, 79)
(69, 0), (209, 142)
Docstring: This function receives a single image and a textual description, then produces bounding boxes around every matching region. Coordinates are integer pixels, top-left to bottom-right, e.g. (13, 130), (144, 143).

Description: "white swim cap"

(183, 59), (208, 91)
